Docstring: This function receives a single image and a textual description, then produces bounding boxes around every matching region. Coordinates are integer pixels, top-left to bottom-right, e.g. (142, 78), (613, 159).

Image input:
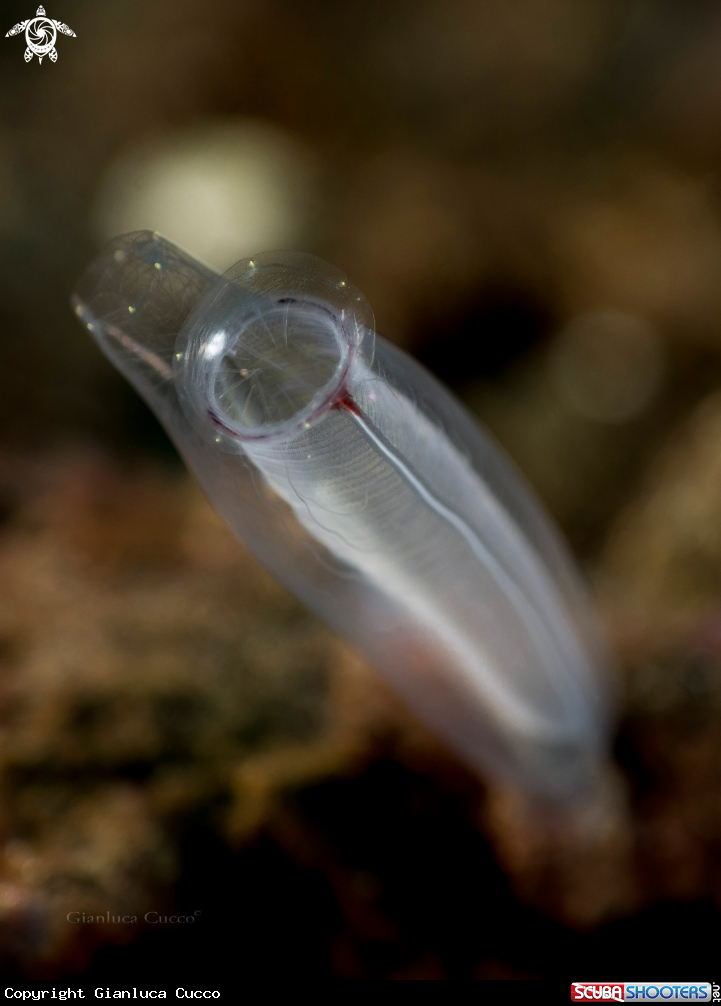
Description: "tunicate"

(72, 231), (613, 797)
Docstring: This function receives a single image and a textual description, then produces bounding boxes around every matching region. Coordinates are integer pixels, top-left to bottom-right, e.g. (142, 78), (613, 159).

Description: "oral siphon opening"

(206, 298), (351, 439)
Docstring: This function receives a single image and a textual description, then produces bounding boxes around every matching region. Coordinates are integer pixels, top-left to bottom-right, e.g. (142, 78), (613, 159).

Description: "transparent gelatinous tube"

(72, 231), (614, 798)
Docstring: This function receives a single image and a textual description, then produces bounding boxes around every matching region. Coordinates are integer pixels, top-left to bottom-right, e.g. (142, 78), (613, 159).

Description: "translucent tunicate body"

(72, 231), (614, 798)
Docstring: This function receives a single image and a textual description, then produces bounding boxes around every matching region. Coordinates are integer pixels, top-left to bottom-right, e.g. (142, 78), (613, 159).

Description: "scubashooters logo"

(572, 984), (712, 1002)
(5, 5), (75, 63)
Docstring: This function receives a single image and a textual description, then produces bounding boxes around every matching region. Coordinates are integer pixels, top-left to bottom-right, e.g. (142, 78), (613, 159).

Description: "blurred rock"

(599, 389), (721, 628)
(482, 769), (638, 930)
(0, 445), (400, 973)
(596, 390), (721, 909)
(1, 435), (720, 971)
(0, 786), (171, 976)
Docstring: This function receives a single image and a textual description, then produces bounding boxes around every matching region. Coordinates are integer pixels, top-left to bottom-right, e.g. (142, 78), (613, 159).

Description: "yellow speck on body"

(87, 323), (94, 331)
(74, 304), (82, 316)
(128, 306), (135, 313)
(154, 262), (162, 270)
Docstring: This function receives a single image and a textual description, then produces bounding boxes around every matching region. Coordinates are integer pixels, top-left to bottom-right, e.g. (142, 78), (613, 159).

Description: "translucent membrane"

(73, 231), (614, 797)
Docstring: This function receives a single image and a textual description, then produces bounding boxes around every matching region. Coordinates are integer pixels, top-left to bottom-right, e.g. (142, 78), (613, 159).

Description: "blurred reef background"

(1, 0), (721, 979)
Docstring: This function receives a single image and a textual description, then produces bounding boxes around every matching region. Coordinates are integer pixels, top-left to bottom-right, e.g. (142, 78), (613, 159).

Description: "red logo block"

(572, 984), (625, 1002)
